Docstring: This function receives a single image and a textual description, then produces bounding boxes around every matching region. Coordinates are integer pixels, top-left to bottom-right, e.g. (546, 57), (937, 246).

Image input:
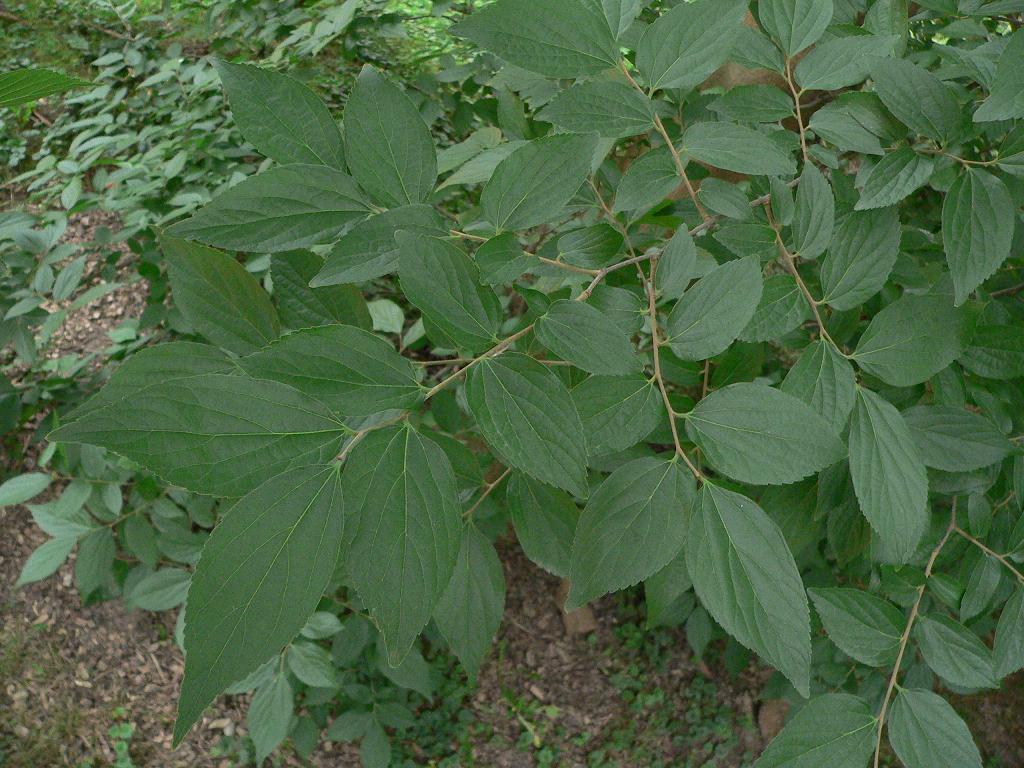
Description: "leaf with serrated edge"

(755, 694), (876, 768)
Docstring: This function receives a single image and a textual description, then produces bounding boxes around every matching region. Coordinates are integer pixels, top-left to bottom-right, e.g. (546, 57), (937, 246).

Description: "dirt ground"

(2, 213), (1022, 768)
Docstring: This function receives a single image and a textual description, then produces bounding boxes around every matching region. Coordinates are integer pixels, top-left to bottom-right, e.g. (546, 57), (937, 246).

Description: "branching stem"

(463, 467), (511, 519)
(955, 526), (1024, 583)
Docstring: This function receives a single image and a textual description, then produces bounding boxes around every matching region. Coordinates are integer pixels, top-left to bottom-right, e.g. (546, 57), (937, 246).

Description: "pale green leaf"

(16, 536), (75, 587)
(0, 67), (91, 109)
(0, 472), (52, 507)
(248, 671), (293, 764)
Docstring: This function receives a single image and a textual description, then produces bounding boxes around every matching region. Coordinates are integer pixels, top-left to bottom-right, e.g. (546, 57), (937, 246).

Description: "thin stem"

(991, 280), (1024, 298)
(955, 526), (1024, 583)
(537, 255), (600, 276)
(644, 258), (704, 482)
(784, 58), (810, 165)
(463, 467), (511, 519)
(422, 324), (534, 400)
(577, 251), (655, 302)
(873, 503), (959, 768)
(338, 414), (409, 461)
(450, 228), (488, 242)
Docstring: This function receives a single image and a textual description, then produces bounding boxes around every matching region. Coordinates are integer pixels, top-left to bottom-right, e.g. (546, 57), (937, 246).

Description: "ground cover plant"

(5, 0), (1024, 766)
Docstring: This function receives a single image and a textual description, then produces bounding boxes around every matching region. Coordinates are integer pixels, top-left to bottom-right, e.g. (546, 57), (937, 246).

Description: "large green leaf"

(166, 165), (371, 252)
(870, 58), (962, 144)
(612, 146), (679, 213)
(855, 147), (934, 210)
(915, 615), (997, 689)
(342, 426), (462, 664)
(162, 235), (280, 355)
(666, 257), (764, 361)
(238, 325), (423, 417)
(535, 300), (641, 375)
(51, 374), (347, 498)
(213, 60), (345, 168)
(959, 324), (1024, 380)
(851, 291), (970, 386)
(684, 383), (846, 485)
(466, 353), (588, 497)
(506, 474), (578, 577)
(755, 694), (876, 768)
(636, 0), (748, 92)
(173, 465), (343, 745)
(820, 207), (901, 310)
(0, 67), (91, 109)
(397, 232), (502, 352)
(942, 168), (1015, 305)
(686, 484), (811, 696)
(433, 525), (505, 681)
(791, 165), (835, 260)
(795, 34), (896, 90)
(343, 65), (437, 208)
(567, 457), (695, 609)
(538, 81), (654, 138)
(888, 689), (982, 768)
(808, 587), (904, 666)
(902, 405), (1013, 472)
(682, 122), (797, 176)
(311, 205), (447, 286)
(481, 134), (600, 232)
(974, 27), (1024, 122)
(995, 585), (1024, 678)
(781, 340), (857, 433)
(848, 388), (928, 563)
(572, 374), (663, 457)
(738, 274), (809, 342)
(758, 0), (834, 56)
(270, 251), (371, 331)
(452, 0), (621, 78)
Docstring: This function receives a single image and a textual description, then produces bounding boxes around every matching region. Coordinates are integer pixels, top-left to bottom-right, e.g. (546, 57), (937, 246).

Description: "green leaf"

(0, 67), (91, 109)
(758, 0), (834, 56)
(995, 585), (1024, 678)
(855, 148), (934, 210)
(710, 84), (795, 124)
(247, 671), (293, 765)
(506, 474), (578, 577)
(820, 207), (901, 310)
(612, 146), (679, 213)
(475, 232), (534, 285)
(682, 122), (796, 176)
(0, 472), (52, 507)
(342, 426), (461, 664)
(795, 35), (897, 90)
(684, 383), (845, 485)
(667, 257), (764, 361)
(959, 324), (1024, 380)
(686, 484), (811, 696)
(535, 300), (640, 375)
(433, 525), (505, 681)
(902, 405), (1013, 472)
(644, 551), (692, 628)
(888, 689), (982, 768)
(869, 58), (962, 144)
(361, 720), (391, 768)
(375, 638), (434, 697)
(851, 291), (970, 386)
(699, 179), (753, 222)
(16, 536), (75, 587)
(848, 388), (928, 563)
(452, 0), (620, 78)
(558, 224), (624, 269)
(172, 465), (342, 744)
(481, 134), (600, 232)
(942, 168), (1015, 306)
(567, 457), (695, 609)
(974, 28), (1024, 122)
(166, 164), (371, 253)
(755, 694), (876, 768)
(600, 0), (643, 39)
(343, 65), (437, 208)
(162, 235), (280, 355)
(311, 205), (447, 286)
(397, 232), (502, 352)
(808, 100), (885, 155)
(572, 374), (663, 457)
(961, 555), (1001, 623)
(791, 165), (835, 260)
(656, 228), (699, 299)
(538, 81), (654, 138)
(738, 275), (809, 342)
(66, 342), (235, 421)
(287, 641), (337, 688)
(916, 614), (997, 689)
(808, 587), (904, 666)
(51, 374), (347, 498)
(238, 325), (424, 417)
(213, 60), (345, 168)
(466, 353), (588, 497)
(636, 0), (749, 92)
(270, 251), (371, 332)
(781, 340), (857, 433)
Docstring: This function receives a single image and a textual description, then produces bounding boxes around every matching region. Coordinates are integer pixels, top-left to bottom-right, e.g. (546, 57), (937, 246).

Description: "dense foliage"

(5, 0), (1024, 765)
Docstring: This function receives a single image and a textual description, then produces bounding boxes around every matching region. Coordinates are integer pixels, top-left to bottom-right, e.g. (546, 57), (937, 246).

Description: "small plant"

(8, 0), (1024, 766)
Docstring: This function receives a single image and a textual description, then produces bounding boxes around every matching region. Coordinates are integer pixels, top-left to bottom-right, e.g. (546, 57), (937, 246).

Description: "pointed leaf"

(855, 148), (934, 210)
(870, 58), (961, 144)
(995, 585), (1024, 678)
(791, 165), (834, 260)
(820, 207), (901, 310)
(916, 615), (997, 689)
(535, 300), (641, 375)
(271, 251), (371, 331)
(888, 689), (982, 768)
(572, 374), (663, 457)
(781, 340), (857, 433)
(974, 28), (1024, 122)
(795, 34), (897, 90)
(538, 81), (654, 138)
(902, 405), (1013, 472)
(758, 0), (835, 56)
(755, 694), (876, 768)
(683, 122), (797, 176)
(507, 474), (578, 577)
(808, 587), (904, 666)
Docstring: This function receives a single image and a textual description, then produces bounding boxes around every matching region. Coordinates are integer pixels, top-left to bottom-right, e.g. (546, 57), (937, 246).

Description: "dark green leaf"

(507, 474), (578, 577)
(974, 28), (1024, 122)
(271, 251), (370, 331)
(870, 58), (962, 144)
(781, 340), (857, 433)
(612, 146), (678, 214)
(535, 300), (640, 375)
(538, 81), (654, 138)
(708, 85), (794, 123)
(572, 374), (663, 457)
(792, 165), (835, 260)
(915, 614), (997, 689)
(755, 694), (876, 768)
(758, 0), (835, 56)
(683, 122), (797, 176)
(248, 671), (293, 764)
(795, 35), (897, 90)
(902, 405), (1013, 472)
(808, 587), (904, 666)
(959, 324), (1024, 380)
(995, 585), (1024, 678)
(855, 148), (934, 210)
(820, 207), (901, 310)
(888, 689), (982, 768)
(739, 274), (809, 342)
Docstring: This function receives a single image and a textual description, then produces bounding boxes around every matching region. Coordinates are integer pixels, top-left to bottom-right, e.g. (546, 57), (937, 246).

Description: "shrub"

(11, 0), (1024, 766)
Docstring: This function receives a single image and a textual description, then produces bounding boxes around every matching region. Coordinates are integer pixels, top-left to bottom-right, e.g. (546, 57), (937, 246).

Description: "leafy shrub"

(10, 0), (1024, 766)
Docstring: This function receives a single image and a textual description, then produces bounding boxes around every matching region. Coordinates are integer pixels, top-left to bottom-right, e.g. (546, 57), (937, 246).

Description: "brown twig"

(463, 467), (511, 519)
